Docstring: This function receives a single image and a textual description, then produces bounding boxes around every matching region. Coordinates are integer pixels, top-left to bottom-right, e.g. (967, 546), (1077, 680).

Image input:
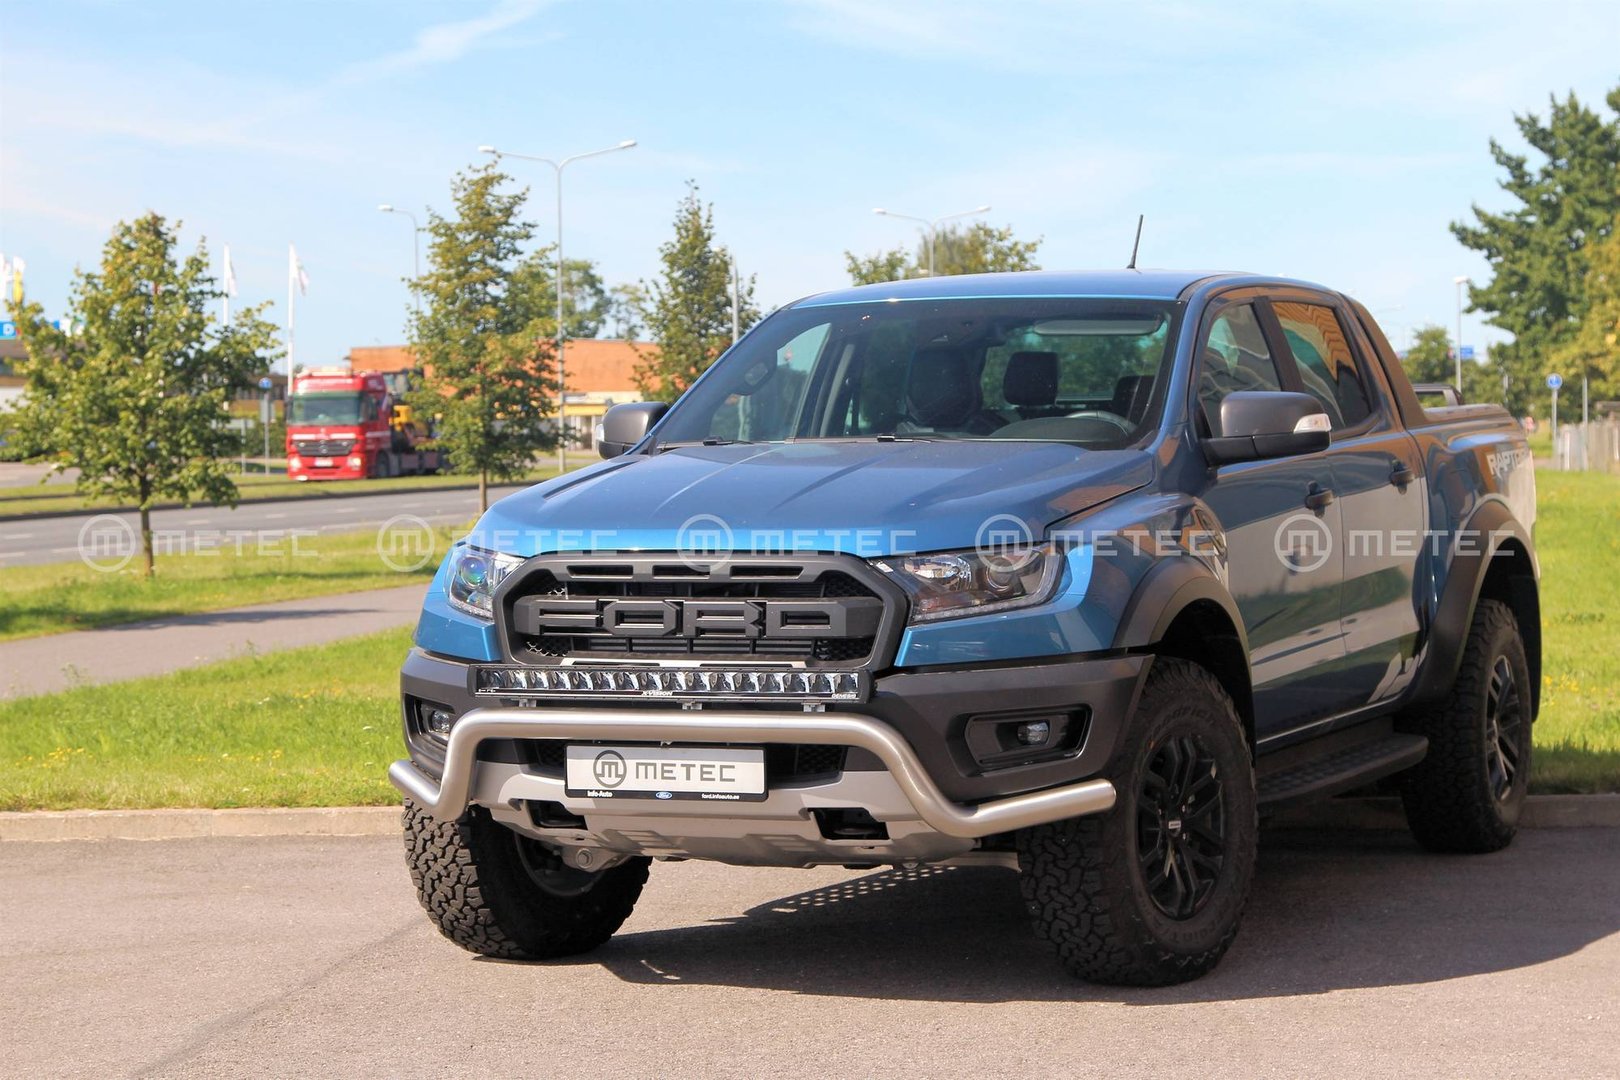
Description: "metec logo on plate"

(591, 750), (627, 788)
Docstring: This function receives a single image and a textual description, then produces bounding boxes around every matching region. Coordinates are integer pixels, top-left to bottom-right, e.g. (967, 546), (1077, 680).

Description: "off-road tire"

(403, 799), (649, 959)
(1017, 657), (1257, 986)
(1399, 599), (1531, 854)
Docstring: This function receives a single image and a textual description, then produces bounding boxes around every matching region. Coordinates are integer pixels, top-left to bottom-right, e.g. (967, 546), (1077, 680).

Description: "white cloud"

(333, 0), (557, 86)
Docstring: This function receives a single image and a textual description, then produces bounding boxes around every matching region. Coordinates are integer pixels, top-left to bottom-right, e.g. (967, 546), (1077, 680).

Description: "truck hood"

(467, 440), (1153, 557)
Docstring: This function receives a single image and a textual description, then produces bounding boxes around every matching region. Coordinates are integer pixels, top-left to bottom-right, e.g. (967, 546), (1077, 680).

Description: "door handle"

(1391, 463), (1415, 488)
(1304, 485), (1336, 512)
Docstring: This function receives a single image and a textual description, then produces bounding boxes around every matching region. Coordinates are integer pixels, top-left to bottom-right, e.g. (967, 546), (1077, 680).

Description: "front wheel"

(403, 800), (649, 959)
(1017, 657), (1257, 986)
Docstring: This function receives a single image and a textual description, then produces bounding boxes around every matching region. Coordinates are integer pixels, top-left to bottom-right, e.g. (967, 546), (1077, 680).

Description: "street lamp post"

(479, 140), (637, 472)
(378, 204), (421, 321)
(873, 205), (991, 276)
(1453, 275), (1470, 393)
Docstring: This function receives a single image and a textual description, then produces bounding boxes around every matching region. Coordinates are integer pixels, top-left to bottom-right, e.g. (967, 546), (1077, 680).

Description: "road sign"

(0, 321), (15, 339)
(258, 376), (273, 390)
(1460, 345), (1475, 361)
(1547, 373), (1563, 390)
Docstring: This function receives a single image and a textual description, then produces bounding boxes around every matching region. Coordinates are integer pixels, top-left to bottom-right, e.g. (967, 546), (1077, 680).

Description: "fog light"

(348, 455), (363, 468)
(288, 455), (302, 469)
(1015, 720), (1051, 746)
(416, 703), (455, 738)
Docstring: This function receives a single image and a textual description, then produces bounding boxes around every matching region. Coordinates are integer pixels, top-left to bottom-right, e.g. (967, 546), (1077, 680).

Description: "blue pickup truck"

(391, 270), (1539, 985)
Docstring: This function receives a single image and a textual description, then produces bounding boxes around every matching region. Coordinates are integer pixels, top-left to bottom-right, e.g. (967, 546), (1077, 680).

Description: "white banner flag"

(289, 244), (309, 296)
(222, 245), (238, 297)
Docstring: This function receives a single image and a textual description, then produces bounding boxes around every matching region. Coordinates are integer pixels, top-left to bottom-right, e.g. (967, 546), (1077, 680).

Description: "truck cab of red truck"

(286, 368), (440, 480)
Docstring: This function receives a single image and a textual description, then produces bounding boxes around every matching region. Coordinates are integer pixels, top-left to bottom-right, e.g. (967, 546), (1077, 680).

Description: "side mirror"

(1203, 391), (1330, 465)
(597, 401), (670, 459)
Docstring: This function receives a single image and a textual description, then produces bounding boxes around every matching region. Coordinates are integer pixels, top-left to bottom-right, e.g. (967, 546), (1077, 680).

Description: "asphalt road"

(3, 826), (1616, 1078)
(0, 484), (530, 568)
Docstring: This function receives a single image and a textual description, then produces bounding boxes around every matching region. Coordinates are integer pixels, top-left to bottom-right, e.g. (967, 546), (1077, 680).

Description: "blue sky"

(3, 0), (1618, 366)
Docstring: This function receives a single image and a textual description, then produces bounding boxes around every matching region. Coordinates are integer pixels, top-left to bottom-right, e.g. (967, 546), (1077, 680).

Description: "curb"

(1267, 793), (1620, 831)
(0, 805), (401, 842)
(2, 794), (1617, 842)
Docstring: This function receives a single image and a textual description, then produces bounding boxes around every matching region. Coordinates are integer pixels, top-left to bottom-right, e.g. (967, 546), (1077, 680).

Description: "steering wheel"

(1063, 409), (1133, 433)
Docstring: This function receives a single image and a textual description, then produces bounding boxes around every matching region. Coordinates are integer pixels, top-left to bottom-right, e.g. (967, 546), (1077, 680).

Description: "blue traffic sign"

(0, 321), (15, 339)
(1547, 373), (1563, 391)
(258, 376), (273, 390)
(1459, 345), (1475, 361)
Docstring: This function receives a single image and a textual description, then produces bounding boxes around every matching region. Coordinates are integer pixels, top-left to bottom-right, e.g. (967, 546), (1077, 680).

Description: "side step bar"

(390, 706), (1117, 839)
(1257, 733), (1429, 811)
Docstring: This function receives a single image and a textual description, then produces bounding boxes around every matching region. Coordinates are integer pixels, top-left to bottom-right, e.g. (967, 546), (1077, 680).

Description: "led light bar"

(473, 666), (866, 702)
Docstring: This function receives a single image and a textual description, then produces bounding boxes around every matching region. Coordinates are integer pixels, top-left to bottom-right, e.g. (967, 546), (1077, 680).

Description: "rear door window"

(1272, 302), (1373, 430)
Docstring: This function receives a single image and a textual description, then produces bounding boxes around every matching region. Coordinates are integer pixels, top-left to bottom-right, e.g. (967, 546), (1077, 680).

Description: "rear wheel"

(1017, 657), (1257, 985)
(1399, 599), (1532, 853)
(403, 800), (649, 959)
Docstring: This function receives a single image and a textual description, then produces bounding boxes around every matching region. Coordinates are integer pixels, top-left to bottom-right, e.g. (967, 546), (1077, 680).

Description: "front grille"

(292, 439), (354, 457)
(526, 740), (847, 784)
(500, 556), (893, 668)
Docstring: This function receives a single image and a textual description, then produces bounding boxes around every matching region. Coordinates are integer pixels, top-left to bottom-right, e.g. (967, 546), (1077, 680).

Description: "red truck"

(285, 368), (443, 480)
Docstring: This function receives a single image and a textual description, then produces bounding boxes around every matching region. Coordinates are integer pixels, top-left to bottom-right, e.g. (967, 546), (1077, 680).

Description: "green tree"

(6, 213), (278, 576)
(606, 283), (646, 339)
(633, 182), (758, 402)
(845, 221), (1042, 285)
(1397, 324), (1510, 406)
(507, 252), (610, 339)
(1551, 225), (1620, 402)
(1401, 324), (1457, 384)
(408, 163), (556, 511)
(1452, 86), (1620, 417)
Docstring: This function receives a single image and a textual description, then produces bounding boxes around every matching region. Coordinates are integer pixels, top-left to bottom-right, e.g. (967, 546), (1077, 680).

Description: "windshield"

(289, 391), (364, 425)
(653, 297), (1179, 449)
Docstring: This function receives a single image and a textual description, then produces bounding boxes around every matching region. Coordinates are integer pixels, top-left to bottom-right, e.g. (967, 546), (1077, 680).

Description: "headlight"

(446, 547), (524, 619)
(874, 544), (1063, 623)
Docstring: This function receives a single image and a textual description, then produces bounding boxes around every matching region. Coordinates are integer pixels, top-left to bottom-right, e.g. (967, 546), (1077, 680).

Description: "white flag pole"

(287, 244), (296, 376)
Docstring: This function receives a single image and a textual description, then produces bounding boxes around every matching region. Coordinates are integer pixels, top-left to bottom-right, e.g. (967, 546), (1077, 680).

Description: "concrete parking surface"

(2, 826), (1616, 1079)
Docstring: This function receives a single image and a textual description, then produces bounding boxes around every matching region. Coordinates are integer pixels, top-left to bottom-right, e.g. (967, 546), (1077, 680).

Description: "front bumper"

(391, 706), (1117, 841)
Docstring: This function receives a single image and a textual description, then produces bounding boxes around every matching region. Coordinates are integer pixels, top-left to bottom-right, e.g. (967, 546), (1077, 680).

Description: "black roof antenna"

(1126, 214), (1144, 270)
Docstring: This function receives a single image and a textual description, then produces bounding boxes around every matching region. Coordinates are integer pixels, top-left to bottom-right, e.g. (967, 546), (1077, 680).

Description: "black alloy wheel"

(1137, 733), (1225, 920)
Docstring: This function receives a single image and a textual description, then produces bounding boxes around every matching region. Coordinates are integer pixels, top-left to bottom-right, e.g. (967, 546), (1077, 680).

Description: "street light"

(873, 205), (991, 276)
(378, 204), (421, 320)
(480, 139), (637, 471)
(1453, 275), (1470, 392)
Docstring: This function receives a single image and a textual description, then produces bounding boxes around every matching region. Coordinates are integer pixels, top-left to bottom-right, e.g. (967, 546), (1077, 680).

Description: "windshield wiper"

(656, 437), (756, 453)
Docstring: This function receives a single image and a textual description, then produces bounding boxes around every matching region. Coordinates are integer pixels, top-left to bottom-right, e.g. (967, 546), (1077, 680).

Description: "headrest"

(1003, 351), (1059, 407)
(907, 347), (979, 427)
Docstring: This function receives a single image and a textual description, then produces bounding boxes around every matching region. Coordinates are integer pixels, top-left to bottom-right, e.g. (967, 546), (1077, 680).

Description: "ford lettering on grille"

(511, 597), (882, 640)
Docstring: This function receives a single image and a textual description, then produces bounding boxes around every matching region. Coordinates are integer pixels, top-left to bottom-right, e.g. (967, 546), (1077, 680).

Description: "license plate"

(314, 457), (334, 467)
(564, 745), (767, 802)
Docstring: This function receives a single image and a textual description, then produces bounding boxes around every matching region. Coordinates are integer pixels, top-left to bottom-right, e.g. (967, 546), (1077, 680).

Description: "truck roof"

(792, 269), (1330, 307)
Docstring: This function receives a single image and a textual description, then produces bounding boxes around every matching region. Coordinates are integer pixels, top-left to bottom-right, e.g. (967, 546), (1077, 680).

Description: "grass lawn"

(1526, 470), (1620, 792)
(0, 628), (411, 810)
(0, 466), (561, 518)
(0, 525), (460, 642)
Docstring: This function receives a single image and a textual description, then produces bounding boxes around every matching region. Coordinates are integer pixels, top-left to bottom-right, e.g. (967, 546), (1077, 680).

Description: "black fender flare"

(1404, 497), (1540, 712)
(1111, 557), (1251, 657)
